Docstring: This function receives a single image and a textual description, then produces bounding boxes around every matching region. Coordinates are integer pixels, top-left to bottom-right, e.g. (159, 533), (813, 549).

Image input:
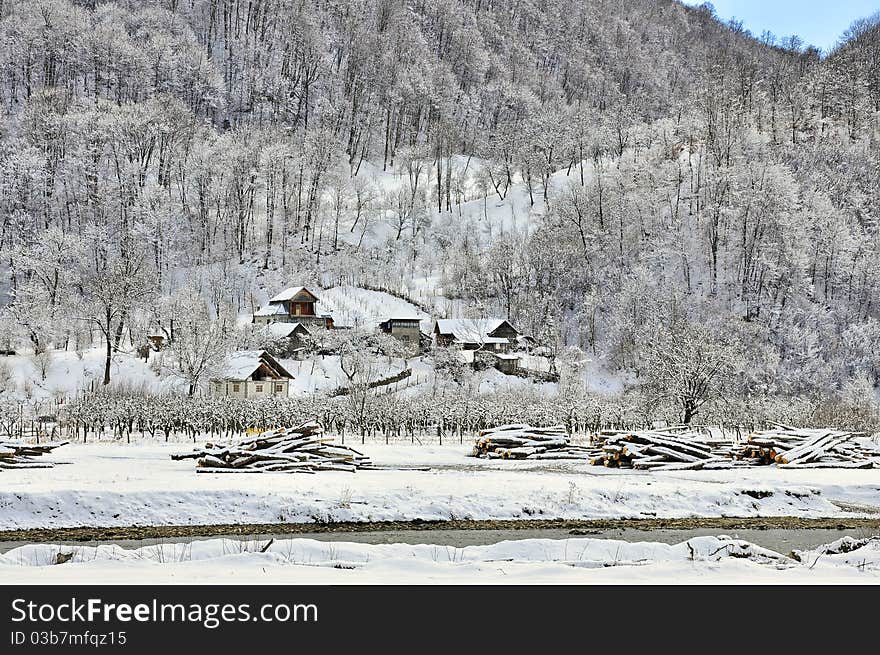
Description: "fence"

(329, 368), (413, 396)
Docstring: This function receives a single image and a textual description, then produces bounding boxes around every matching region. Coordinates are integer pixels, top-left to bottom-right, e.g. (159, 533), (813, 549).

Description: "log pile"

(471, 424), (593, 460)
(731, 427), (880, 469)
(0, 440), (68, 469)
(588, 429), (735, 471)
(171, 421), (373, 473)
(589, 426), (880, 470)
(472, 424), (879, 469)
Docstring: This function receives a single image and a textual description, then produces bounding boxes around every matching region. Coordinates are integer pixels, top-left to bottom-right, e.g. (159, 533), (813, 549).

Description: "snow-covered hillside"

(0, 349), (182, 403)
(337, 156), (595, 315)
(317, 285), (431, 332)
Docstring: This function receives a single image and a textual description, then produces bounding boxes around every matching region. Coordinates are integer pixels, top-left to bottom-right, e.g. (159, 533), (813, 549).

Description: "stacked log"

(587, 426), (880, 470)
(172, 421), (373, 473)
(470, 424), (593, 460)
(733, 427), (879, 468)
(0, 440), (68, 469)
(588, 429), (734, 471)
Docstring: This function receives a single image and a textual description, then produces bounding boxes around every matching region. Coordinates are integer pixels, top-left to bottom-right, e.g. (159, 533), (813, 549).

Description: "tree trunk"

(103, 330), (112, 385)
(683, 402), (696, 424)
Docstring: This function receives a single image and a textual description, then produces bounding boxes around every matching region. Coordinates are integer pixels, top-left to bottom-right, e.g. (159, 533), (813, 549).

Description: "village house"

(258, 322), (310, 358)
(146, 333), (166, 351)
(253, 286), (334, 329)
(434, 318), (520, 351)
(210, 350), (293, 398)
(378, 317), (423, 348)
(433, 318), (522, 373)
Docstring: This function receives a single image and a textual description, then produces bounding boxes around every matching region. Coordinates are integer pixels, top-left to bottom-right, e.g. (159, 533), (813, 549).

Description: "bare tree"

(642, 322), (743, 424)
(78, 254), (154, 386)
(163, 288), (237, 396)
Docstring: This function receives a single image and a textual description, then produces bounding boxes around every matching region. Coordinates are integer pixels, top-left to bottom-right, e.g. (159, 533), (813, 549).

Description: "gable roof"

(269, 286), (320, 303)
(261, 322), (309, 340)
(254, 303), (289, 317)
(434, 318), (519, 343)
(214, 350), (293, 381)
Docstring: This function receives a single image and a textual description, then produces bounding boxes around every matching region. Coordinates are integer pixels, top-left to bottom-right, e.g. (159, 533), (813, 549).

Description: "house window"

(233, 383), (240, 392)
(255, 384), (263, 392)
(275, 384), (284, 393)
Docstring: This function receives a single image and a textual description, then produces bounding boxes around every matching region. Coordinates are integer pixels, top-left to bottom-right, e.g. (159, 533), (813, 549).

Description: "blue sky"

(682, 1), (880, 53)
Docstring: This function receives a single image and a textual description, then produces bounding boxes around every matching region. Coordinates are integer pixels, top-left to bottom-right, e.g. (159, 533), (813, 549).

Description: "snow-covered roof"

(215, 350), (292, 381)
(269, 286), (318, 303)
(254, 303), (288, 317)
(493, 353), (521, 360)
(261, 322), (308, 339)
(381, 316), (424, 323)
(435, 318), (517, 343)
(216, 350), (264, 380)
(453, 336), (508, 345)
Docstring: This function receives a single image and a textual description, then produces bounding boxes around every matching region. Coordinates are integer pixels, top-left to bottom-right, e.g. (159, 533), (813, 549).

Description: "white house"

(211, 350), (293, 398)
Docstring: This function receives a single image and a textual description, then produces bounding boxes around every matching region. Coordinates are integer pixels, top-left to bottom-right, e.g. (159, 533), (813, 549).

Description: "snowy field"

(2, 535), (879, 584)
(317, 285), (431, 332)
(2, 443), (879, 531)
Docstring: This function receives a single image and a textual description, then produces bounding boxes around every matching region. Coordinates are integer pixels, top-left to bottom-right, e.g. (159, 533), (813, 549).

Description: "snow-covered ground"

(2, 443), (878, 531)
(317, 285), (431, 332)
(2, 535), (878, 584)
(0, 349), (183, 403)
(280, 354), (410, 395)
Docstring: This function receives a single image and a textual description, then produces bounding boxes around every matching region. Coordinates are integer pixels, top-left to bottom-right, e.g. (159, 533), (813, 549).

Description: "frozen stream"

(2, 526), (875, 556)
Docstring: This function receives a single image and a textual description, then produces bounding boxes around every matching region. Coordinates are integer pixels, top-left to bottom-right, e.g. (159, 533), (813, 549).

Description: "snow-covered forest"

(2, 0), (880, 427)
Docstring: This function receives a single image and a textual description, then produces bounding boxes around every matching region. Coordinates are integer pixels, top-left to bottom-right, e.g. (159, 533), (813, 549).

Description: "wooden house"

(379, 317), (423, 348)
(253, 286), (334, 329)
(210, 350), (293, 398)
(146, 333), (166, 351)
(433, 318), (520, 352)
(434, 318), (521, 374)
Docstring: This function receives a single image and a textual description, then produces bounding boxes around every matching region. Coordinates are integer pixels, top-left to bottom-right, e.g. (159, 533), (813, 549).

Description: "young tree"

(641, 321), (744, 424)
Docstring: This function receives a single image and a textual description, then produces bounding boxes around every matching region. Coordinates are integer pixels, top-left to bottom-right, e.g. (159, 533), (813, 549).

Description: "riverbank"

(3, 532), (879, 584)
